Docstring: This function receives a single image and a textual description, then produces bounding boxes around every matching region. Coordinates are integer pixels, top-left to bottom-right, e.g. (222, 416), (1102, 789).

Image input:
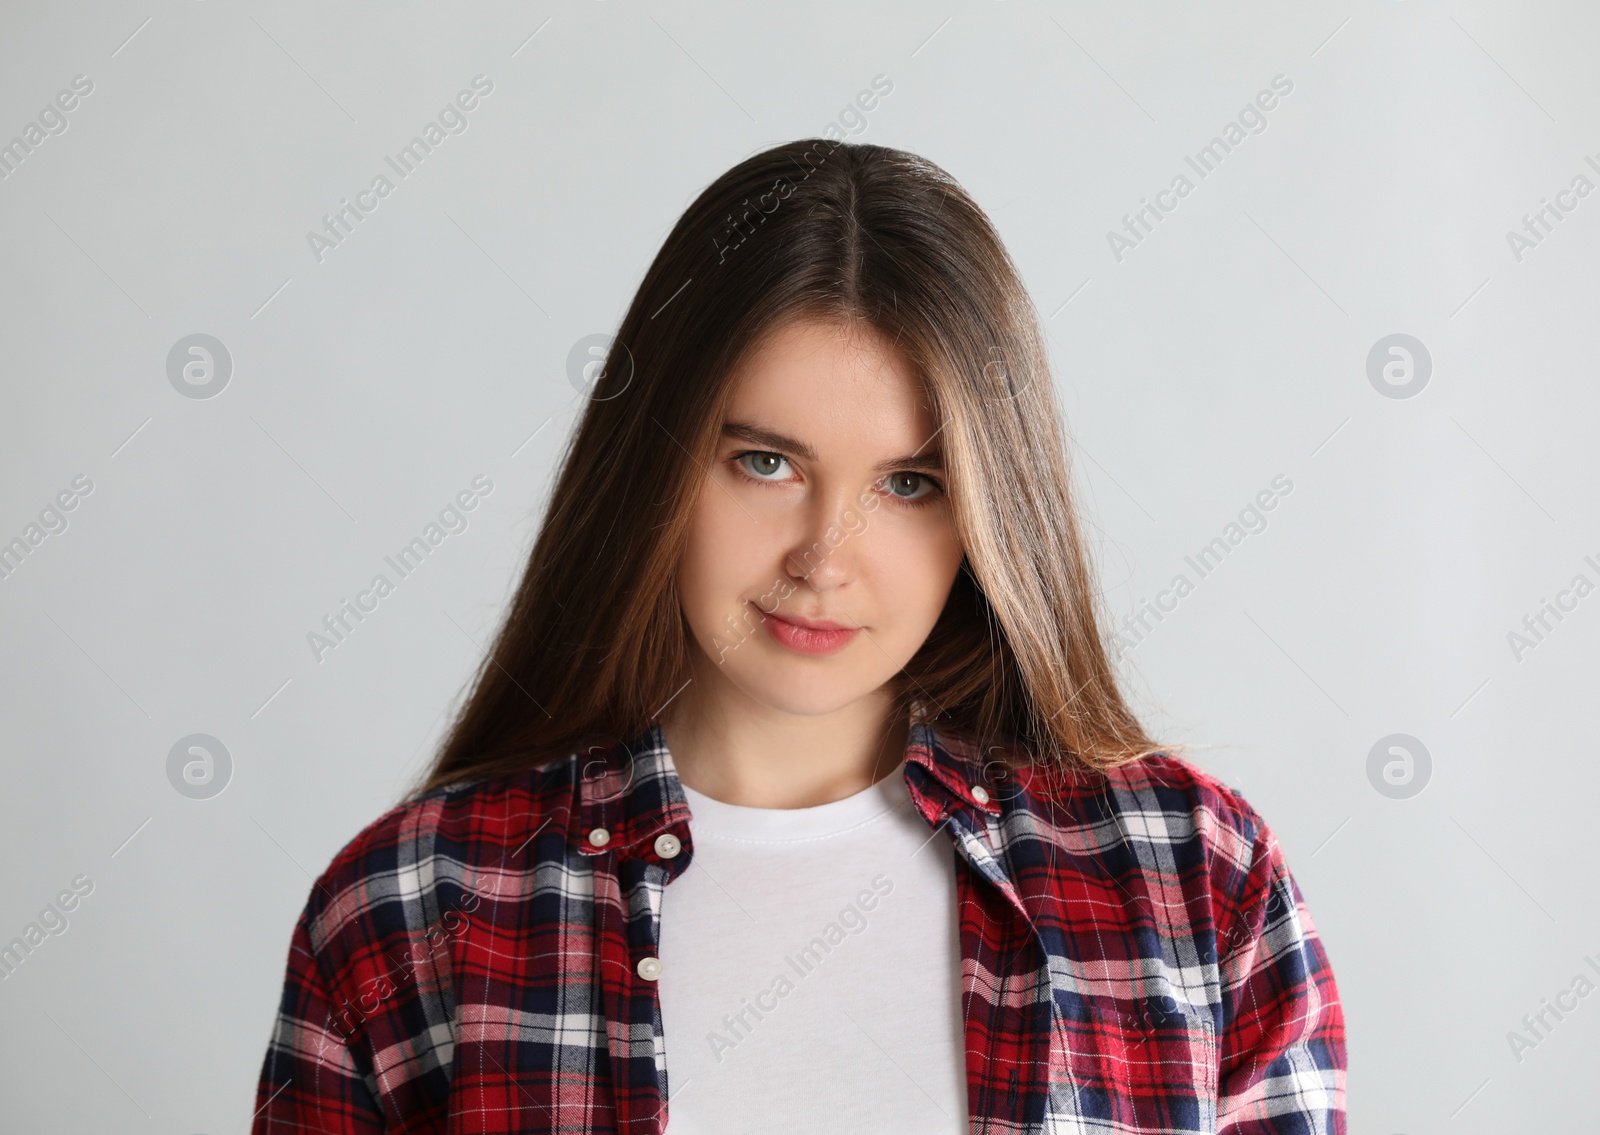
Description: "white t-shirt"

(657, 763), (968, 1133)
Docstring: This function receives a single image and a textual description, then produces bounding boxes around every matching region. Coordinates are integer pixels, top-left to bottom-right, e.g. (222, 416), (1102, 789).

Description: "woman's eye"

(737, 451), (792, 481)
(882, 472), (937, 501)
(735, 453), (940, 503)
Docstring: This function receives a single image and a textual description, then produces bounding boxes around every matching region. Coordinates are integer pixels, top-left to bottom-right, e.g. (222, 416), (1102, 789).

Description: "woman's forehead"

(724, 319), (933, 437)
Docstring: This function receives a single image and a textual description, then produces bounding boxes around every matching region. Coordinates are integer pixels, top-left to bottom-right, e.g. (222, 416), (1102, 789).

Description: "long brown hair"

(414, 138), (1168, 796)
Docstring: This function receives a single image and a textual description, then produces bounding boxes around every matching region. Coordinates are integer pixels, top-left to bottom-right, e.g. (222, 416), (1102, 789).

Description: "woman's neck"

(659, 680), (909, 809)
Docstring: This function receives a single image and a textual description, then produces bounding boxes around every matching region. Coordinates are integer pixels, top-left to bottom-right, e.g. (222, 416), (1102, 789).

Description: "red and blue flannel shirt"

(253, 719), (1346, 1133)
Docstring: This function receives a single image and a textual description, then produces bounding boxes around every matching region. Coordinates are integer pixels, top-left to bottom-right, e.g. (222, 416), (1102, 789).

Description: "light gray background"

(2, 0), (1596, 1130)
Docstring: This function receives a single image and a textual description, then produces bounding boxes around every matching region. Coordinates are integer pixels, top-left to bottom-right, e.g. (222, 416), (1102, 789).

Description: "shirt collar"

(570, 716), (1005, 857)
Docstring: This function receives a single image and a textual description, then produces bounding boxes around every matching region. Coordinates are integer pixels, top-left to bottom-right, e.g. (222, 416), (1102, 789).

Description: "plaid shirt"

(253, 720), (1346, 1133)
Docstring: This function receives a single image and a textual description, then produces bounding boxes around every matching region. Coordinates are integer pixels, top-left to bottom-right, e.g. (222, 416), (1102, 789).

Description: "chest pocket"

(1047, 994), (1219, 1134)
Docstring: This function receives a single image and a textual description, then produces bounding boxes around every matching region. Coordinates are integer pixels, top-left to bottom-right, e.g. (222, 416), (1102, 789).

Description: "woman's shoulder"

(935, 724), (1269, 859)
(1091, 749), (1271, 868)
(298, 753), (587, 947)
(932, 726), (1302, 954)
(984, 738), (1281, 889)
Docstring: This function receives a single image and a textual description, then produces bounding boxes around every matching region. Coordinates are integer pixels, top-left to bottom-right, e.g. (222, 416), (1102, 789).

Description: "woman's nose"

(783, 487), (868, 590)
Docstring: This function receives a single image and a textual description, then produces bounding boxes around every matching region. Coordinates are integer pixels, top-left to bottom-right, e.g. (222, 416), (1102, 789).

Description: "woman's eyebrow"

(721, 420), (945, 474)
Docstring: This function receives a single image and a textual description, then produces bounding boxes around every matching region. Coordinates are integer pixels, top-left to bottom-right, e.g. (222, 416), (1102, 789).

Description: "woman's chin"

(727, 671), (883, 719)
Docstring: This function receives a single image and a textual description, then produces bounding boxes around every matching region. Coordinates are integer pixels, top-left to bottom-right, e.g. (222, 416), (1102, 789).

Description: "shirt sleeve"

(252, 900), (387, 1133)
(1214, 805), (1347, 1132)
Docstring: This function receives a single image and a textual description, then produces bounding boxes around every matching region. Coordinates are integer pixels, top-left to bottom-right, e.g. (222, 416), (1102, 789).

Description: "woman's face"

(675, 316), (965, 719)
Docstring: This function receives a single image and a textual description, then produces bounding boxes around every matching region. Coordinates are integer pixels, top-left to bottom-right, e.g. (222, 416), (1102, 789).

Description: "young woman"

(253, 139), (1346, 1134)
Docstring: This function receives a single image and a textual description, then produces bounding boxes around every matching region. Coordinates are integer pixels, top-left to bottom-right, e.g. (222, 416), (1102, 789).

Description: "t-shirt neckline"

(679, 762), (911, 843)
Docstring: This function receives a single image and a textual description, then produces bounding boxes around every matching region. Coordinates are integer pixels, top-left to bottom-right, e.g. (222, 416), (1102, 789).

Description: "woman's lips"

(758, 608), (861, 656)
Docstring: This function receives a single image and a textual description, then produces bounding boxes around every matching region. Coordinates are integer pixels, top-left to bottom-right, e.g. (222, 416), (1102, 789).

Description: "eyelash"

(731, 450), (945, 509)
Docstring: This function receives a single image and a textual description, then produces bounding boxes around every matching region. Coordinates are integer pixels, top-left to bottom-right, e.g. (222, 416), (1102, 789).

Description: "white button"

(654, 832), (682, 859)
(637, 956), (663, 981)
(970, 784), (991, 805)
(587, 827), (611, 847)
